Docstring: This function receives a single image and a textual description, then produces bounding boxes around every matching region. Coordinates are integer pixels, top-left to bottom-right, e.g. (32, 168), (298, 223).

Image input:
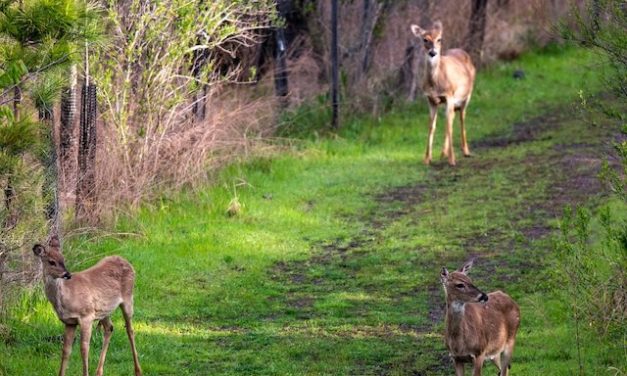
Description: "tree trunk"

(591, 0), (601, 37)
(75, 83), (98, 223)
(465, 0), (489, 66)
(191, 44), (209, 122)
(274, 0), (290, 109)
(398, 0), (430, 101)
(399, 41), (419, 101)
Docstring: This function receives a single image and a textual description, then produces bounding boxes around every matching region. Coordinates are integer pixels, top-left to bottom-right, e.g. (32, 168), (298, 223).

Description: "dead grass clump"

(88, 94), (277, 220)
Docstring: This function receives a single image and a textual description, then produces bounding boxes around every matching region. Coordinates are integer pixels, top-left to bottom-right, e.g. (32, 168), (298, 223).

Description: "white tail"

(410, 21), (476, 166)
(33, 238), (142, 376)
(441, 261), (520, 376)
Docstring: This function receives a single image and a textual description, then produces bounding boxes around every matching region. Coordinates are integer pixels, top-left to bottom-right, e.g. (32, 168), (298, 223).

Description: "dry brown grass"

(77, 93), (278, 222)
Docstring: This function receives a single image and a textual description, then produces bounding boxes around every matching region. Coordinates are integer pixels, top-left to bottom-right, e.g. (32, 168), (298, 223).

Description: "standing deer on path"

(33, 238), (142, 376)
(411, 21), (476, 166)
(441, 260), (520, 376)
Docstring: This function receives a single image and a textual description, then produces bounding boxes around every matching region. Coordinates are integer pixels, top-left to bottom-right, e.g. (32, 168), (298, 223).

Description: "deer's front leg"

(79, 318), (94, 376)
(454, 358), (465, 376)
(59, 324), (76, 376)
(444, 102), (456, 165)
(424, 103), (438, 165)
(472, 354), (485, 376)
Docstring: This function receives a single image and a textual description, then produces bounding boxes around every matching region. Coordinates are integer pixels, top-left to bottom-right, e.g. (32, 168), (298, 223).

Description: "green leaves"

(0, 58), (27, 87)
(0, 106), (38, 175)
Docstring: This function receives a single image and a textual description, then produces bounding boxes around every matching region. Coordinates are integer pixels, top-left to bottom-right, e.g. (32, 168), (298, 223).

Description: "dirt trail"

(270, 99), (621, 374)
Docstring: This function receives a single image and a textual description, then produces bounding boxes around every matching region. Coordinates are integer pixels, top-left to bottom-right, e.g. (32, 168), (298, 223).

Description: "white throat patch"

(451, 301), (465, 313)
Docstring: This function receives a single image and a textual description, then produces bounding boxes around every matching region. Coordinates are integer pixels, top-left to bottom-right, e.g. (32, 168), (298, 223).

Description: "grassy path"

(2, 47), (625, 375)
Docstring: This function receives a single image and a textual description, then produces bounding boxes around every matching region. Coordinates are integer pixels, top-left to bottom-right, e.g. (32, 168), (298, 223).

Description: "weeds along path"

(268, 97), (620, 374)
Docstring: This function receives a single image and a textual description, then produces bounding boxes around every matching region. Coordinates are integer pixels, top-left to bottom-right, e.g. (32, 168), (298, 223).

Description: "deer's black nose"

(479, 293), (488, 302)
(428, 50), (437, 57)
(63, 272), (72, 280)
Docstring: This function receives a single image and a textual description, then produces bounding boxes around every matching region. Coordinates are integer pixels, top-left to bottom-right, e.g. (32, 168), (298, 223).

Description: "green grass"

(1, 47), (625, 375)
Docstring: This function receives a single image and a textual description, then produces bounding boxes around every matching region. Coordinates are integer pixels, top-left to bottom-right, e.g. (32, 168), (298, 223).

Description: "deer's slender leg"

(425, 103), (438, 165)
(500, 341), (515, 376)
(472, 354), (485, 376)
(78, 318), (94, 376)
(460, 105), (471, 157)
(95, 317), (114, 376)
(121, 301), (143, 376)
(59, 324), (76, 376)
(454, 358), (465, 376)
(445, 102), (456, 165)
(492, 354), (502, 374)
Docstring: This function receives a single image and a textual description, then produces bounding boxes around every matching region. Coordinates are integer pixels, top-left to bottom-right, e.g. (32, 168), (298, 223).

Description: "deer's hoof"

(423, 157), (431, 165)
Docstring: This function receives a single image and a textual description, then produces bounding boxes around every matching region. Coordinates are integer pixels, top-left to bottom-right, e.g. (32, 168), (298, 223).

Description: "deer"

(440, 260), (520, 376)
(32, 237), (142, 376)
(410, 20), (476, 166)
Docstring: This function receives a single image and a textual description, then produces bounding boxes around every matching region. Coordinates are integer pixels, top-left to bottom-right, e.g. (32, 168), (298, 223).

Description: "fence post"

(39, 104), (59, 239)
(331, 0), (339, 130)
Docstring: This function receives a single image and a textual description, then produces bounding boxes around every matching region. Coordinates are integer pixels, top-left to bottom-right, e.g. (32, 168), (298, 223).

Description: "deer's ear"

(33, 244), (46, 257)
(441, 267), (449, 280)
(458, 260), (473, 275)
(410, 24), (424, 37)
(49, 235), (60, 248)
(433, 20), (443, 33)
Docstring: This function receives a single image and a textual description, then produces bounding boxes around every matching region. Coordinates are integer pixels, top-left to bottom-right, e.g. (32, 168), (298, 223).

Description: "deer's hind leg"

(121, 300), (143, 376)
(458, 103), (471, 157)
(95, 317), (114, 376)
(499, 341), (515, 376)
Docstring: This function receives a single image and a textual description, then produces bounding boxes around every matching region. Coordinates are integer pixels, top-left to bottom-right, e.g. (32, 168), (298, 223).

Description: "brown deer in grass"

(411, 21), (476, 166)
(441, 260), (520, 376)
(33, 238), (142, 376)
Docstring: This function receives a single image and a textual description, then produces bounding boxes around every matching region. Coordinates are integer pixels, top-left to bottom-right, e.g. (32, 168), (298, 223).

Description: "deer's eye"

(423, 38), (428, 43)
(455, 283), (464, 288)
(48, 261), (56, 266)
(437, 38), (442, 43)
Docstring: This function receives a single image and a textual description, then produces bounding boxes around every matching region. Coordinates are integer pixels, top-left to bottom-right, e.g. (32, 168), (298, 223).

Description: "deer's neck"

(423, 55), (442, 87)
(445, 299), (468, 337)
(44, 275), (68, 317)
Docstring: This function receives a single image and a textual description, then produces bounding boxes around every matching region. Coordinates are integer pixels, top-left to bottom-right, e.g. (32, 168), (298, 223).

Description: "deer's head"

(33, 237), (71, 280)
(410, 21), (443, 60)
(441, 260), (488, 307)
